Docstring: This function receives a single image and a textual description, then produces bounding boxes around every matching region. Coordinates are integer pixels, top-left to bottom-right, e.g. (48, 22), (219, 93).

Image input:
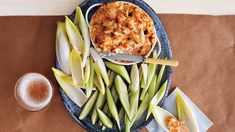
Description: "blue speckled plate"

(56, 0), (172, 131)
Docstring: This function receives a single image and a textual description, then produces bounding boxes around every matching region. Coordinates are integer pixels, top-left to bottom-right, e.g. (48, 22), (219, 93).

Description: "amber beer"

(15, 73), (53, 111)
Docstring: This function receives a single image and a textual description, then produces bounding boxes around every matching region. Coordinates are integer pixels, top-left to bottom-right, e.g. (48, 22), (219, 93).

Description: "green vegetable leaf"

(155, 64), (166, 94)
(74, 7), (90, 67)
(97, 108), (113, 128)
(52, 68), (88, 107)
(90, 48), (109, 86)
(69, 49), (84, 88)
(115, 75), (131, 119)
(93, 62), (105, 95)
(176, 92), (200, 132)
(83, 56), (90, 86)
(105, 61), (130, 84)
(65, 16), (84, 54)
(106, 86), (121, 130)
(146, 80), (168, 120)
(79, 90), (99, 120)
(56, 22), (71, 75)
(91, 92), (105, 124)
(151, 105), (176, 132)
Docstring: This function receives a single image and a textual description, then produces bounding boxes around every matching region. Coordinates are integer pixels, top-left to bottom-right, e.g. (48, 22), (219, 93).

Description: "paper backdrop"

(0, 0), (235, 16)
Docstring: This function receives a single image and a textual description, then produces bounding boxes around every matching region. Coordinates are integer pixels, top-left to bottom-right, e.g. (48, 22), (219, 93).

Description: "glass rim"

(14, 72), (54, 112)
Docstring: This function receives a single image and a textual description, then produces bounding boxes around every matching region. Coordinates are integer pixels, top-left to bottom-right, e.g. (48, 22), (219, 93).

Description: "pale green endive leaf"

(151, 105), (176, 132)
(93, 63), (105, 95)
(74, 7), (90, 67)
(125, 114), (131, 132)
(52, 67), (93, 90)
(105, 61), (130, 84)
(106, 86), (121, 130)
(56, 22), (71, 75)
(148, 74), (157, 103)
(97, 108), (113, 128)
(79, 90), (99, 120)
(176, 92), (200, 132)
(90, 48), (109, 86)
(83, 56), (90, 86)
(155, 65), (166, 94)
(140, 62), (157, 100)
(115, 75), (131, 119)
(91, 92), (105, 125)
(141, 64), (148, 88)
(69, 49), (84, 88)
(52, 68), (88, 107)
(133, 93), (149, 123)
(146, 80), (168, 120)
(129, 64), (139, 93)
(129, 64), (140, 120)
(85, 56), (94, 97)
(65, 16), (84, 54)
(52, 67), (68, 77)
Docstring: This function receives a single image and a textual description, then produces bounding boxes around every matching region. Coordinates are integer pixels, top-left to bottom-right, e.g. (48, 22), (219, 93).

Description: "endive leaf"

(125, 114), (131, 132)
(148, 74), (157, 102)
(65, 16), (84, 54)
(140, 62), (157, 100)
(108, 71), (116, 88)
(69, 49), (84, 87)
(97, 108), (113, 128)
(85, 56), (94, 97)
(74, 7), (90, 67)
(141, 50), (157, 88)
(52, 67), (68, 77)
(56, 22), (71, 75)
(129, 64), (140, 120)
(52, 68), (94, 90)
(151, 105), (176, 132)
(105, 61), (130, 84)
(129, 64), (139, 93)
(176, 92), (200, 132)
(155, 64), (166, 94)
(132, 93), (149, 123)
(93, 62), (105, 95)
(111, 85), (118, 103)
(91, 92), (105, 125)
(102, 104), (109, 116)
(146, 59), (158, 87)
(61, 75), (74, 87)
(139, 67), (143, 83)
(83, 56), (90, 86)
(52, 68), (74, 87)
(90, 48), (109, 86)
(59, 74), (95, 90)
(52, 68), (88, 107)
(141, 64), (148, 87)
(118, 107), (125, 120)
(106, 86), (121, 130)
(79, 90), (99, 120)
(57, 74), (94, 90)
(130, 91), (139, 120)
(115, 75), (131, 119)
(146, 80), (168, 120)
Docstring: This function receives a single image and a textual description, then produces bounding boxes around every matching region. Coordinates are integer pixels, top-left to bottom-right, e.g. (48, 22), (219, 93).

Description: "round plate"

(56, 0), (172, 131)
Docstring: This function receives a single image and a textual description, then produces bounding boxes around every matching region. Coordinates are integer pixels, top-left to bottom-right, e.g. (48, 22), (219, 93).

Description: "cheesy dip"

(90, 1), (157, 56)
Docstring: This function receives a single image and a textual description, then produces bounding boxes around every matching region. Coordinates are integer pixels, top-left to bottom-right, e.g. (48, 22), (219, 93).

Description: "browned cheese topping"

(167, 117), (189, 132)
(90, 2), (157, 56)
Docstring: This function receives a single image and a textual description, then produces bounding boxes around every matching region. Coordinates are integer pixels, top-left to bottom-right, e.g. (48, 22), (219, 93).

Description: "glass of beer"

(14, 73), (53, 111)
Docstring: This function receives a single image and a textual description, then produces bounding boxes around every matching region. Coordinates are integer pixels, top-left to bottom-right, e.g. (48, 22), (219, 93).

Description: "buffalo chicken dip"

(90, 2), (157, 56)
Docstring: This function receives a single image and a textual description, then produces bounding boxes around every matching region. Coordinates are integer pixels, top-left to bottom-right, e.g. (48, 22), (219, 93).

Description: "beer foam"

(16, 73), (53, 110)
